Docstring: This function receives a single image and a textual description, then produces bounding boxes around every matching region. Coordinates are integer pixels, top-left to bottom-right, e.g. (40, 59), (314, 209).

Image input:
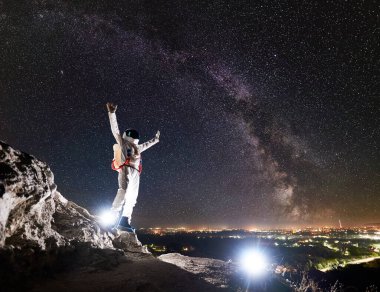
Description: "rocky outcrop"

(159, 253), (236, 288)
(0, 142), (222, 291)
(0, 141), (119, 250)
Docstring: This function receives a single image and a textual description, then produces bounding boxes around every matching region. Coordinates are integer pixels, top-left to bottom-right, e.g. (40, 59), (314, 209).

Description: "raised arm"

(107, 102), (123, 145)
(139, 130), (160, 153)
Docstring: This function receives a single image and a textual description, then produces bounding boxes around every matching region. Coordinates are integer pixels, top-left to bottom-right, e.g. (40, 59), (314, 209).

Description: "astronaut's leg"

(121, 168), (140, 225)
(111, 168), (128, 213)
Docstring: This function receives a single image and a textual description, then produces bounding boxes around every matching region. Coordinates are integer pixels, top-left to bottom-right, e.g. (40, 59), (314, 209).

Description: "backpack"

(111, 144), (142, 173)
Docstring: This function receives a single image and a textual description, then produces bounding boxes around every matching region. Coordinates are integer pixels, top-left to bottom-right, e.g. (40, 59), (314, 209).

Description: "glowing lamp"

(240, 249), (268, 276)
(99, 210), (118, 227)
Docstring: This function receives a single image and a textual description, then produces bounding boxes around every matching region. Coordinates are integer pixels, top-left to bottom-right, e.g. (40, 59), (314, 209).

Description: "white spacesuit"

(107, 103), (159, 231)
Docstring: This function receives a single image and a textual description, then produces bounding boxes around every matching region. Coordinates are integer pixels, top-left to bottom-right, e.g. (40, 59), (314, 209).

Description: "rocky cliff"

(0, 142), (224, 291)
(0, 141), (117, 250)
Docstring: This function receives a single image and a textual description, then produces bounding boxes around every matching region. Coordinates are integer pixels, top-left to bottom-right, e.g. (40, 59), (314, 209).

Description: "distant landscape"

(137, 227), (380, 290)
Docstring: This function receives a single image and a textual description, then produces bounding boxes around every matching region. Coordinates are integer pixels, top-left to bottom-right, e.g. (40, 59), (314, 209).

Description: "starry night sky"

(1, 0), (379, 228)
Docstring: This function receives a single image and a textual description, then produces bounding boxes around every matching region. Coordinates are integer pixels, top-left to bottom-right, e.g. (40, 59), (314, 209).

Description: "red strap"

(111, 160), (121, 171)
(112, 158), (129, 169)
(111, 158), (142, 174)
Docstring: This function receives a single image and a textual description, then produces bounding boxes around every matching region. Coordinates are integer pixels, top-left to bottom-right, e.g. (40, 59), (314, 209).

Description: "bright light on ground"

(240, 249), (268, 276)
(99, 210), (118, 227)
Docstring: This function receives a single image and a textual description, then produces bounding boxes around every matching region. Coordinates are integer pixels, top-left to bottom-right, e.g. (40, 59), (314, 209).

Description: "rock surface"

(0, 141), (117, 250)
(0, 142), (223, 291)
(159, 253), (236, 288)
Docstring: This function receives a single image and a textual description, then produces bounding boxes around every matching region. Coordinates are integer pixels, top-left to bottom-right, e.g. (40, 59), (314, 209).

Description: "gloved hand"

(106, 102), (118, 113)
(155, 130), (160, 140)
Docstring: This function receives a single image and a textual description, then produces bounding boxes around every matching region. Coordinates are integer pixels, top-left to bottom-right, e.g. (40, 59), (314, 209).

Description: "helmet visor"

(124, 129), (139, 139)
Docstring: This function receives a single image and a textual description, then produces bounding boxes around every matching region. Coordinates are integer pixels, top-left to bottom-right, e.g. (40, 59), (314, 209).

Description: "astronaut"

(107, 102), (160, 232)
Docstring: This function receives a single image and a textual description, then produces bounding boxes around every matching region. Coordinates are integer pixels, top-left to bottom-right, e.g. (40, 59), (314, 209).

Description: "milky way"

(1, 1), (378, 228)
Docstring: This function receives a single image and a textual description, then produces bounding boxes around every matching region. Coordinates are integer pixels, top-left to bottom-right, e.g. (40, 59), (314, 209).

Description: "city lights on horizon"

(139, 224), (380, 233)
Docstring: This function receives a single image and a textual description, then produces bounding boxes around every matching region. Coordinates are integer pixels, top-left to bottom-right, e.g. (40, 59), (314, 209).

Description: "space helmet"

(124, 128), (140, 140)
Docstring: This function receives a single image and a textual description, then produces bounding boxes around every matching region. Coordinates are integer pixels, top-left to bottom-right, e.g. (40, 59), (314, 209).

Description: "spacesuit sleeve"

(108, 112), (123, 145)
(139, 137), (159, 153)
